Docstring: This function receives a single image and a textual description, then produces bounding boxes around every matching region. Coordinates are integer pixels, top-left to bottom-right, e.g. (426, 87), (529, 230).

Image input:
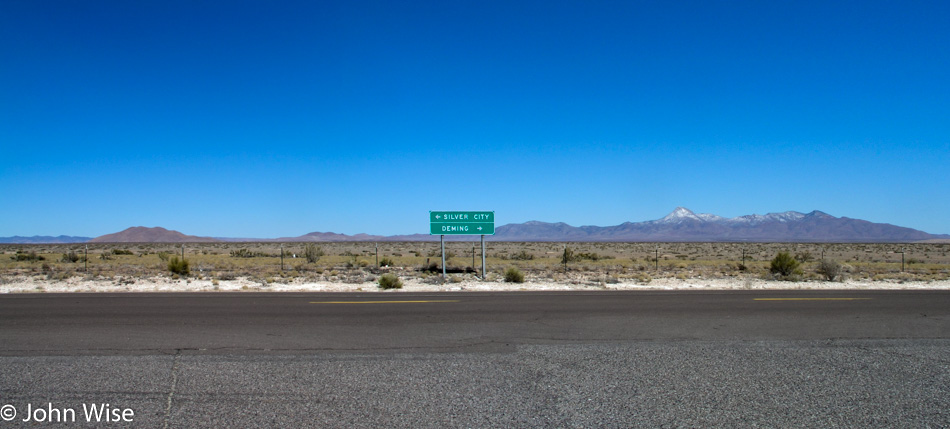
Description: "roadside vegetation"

(1, 242), (947, 288)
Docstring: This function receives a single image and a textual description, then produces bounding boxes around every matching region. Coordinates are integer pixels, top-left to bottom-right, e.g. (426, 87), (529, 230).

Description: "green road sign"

(430, 211), (494, 235)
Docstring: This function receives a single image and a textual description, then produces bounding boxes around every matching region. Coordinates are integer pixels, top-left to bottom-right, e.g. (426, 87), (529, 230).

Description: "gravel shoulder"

(2, 275), (948, 293)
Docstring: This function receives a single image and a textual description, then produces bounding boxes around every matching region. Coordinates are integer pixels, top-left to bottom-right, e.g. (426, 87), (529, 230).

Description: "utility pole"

(280, 243), (284, 271)
(375, 242), (379, 267)
(655, 246), (659, 271)
(84, 245), (88, 272)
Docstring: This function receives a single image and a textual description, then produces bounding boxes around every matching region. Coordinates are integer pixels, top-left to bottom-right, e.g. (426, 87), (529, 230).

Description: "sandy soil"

(2, 275), (948, 294)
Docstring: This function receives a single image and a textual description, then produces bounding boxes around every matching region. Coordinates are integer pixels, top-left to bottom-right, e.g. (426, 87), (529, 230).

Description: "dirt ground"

(2, 241), (948, 293)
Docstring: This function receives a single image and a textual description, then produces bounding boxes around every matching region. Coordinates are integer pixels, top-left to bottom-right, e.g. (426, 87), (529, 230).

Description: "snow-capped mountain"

(493, 207), (948, 242)
(656, 207), (726, 223)
(656, 207), (810, 226)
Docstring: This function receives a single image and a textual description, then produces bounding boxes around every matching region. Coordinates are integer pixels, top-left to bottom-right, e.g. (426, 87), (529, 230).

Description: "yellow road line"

(754, 298), (872, 301)
(310, 300), (460, 304)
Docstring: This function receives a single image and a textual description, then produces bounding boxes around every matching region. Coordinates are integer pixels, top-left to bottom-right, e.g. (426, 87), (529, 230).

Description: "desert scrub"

(769, 252), (802, 280)
(561, 247), (576, 265)
(378, 273), (403, 289)
(510, 250), (534, 260)
(817, 259), (842, 281)
(11, 251), (44, 262)
(167, 257), (190, 276)
(61, 251), (81, 263)
(230, 248), (270, 258)
(504, 267), (525, 283)
(304, 244), (325, 263)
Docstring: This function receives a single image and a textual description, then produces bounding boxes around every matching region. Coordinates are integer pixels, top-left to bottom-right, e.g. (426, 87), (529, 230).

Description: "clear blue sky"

(2, 1), (948, 237)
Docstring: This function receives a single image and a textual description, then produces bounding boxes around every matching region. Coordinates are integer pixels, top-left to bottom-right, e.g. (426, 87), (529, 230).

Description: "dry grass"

(1, 241), (947, 286)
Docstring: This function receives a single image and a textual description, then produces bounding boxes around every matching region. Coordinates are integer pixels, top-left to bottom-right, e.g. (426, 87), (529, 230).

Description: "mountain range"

(2, 208), (948, 243)
(0, 235), (93, 244)
(491, 208), (948, 242)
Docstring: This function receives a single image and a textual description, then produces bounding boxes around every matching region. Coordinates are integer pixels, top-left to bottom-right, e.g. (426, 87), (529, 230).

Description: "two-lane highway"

(1, 291), (949, 427)
(2, 290), (948, 354)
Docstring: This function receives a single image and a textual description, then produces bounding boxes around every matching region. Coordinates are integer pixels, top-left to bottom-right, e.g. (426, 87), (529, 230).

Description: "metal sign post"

(441, 235), (446, 279)
(481, 234), (486, 279)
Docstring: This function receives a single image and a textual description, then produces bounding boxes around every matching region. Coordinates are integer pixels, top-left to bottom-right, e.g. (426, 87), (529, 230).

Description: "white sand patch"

(1, 275), (948, 293)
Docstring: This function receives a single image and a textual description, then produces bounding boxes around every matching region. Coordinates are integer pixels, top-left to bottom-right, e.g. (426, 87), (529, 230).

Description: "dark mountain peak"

(805, 210), (834, 219)
(90, 226), (220, 243)
(523, 220), (570, 227)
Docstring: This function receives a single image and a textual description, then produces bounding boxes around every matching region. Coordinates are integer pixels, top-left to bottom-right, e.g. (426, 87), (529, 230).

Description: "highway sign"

(429, 211), (494, 235)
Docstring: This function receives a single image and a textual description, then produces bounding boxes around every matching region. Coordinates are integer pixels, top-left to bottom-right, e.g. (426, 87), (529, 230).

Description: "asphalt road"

(1, 291), (949, 427)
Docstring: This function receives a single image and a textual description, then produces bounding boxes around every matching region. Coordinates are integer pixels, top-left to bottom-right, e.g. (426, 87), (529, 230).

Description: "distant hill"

(0, 235), (91, 244)
(275, 231), (388, 242)
(90, 227), (220, 243)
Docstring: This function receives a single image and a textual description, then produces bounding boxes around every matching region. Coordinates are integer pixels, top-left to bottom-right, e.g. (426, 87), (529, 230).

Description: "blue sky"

(2, 1), (948, 237)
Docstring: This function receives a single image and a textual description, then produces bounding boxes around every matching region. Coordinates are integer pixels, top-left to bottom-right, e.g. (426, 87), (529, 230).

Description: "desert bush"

(230, 248), (255, 258)
(817, 259), (842, 281)
(112, 249), (134, 255)
(510, 250), (534, 261)
(420, 261), (439, 273)
(11, 251), (44, 262)
(504, 267), (525, 283)
(378, 273), (403, 289)
(304, 244), (325, 264)
(794, 251), (813, 263)
(561, 247), (576, 265)
(379, 257), (395, 267)
(157, 252), (170, 262)
(770, 252), (802, 279)
(61, 251), (80, 263)
(168, 257), (190, 276)
(427, 249), (457, 258)
(575, 252), (607, 261)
